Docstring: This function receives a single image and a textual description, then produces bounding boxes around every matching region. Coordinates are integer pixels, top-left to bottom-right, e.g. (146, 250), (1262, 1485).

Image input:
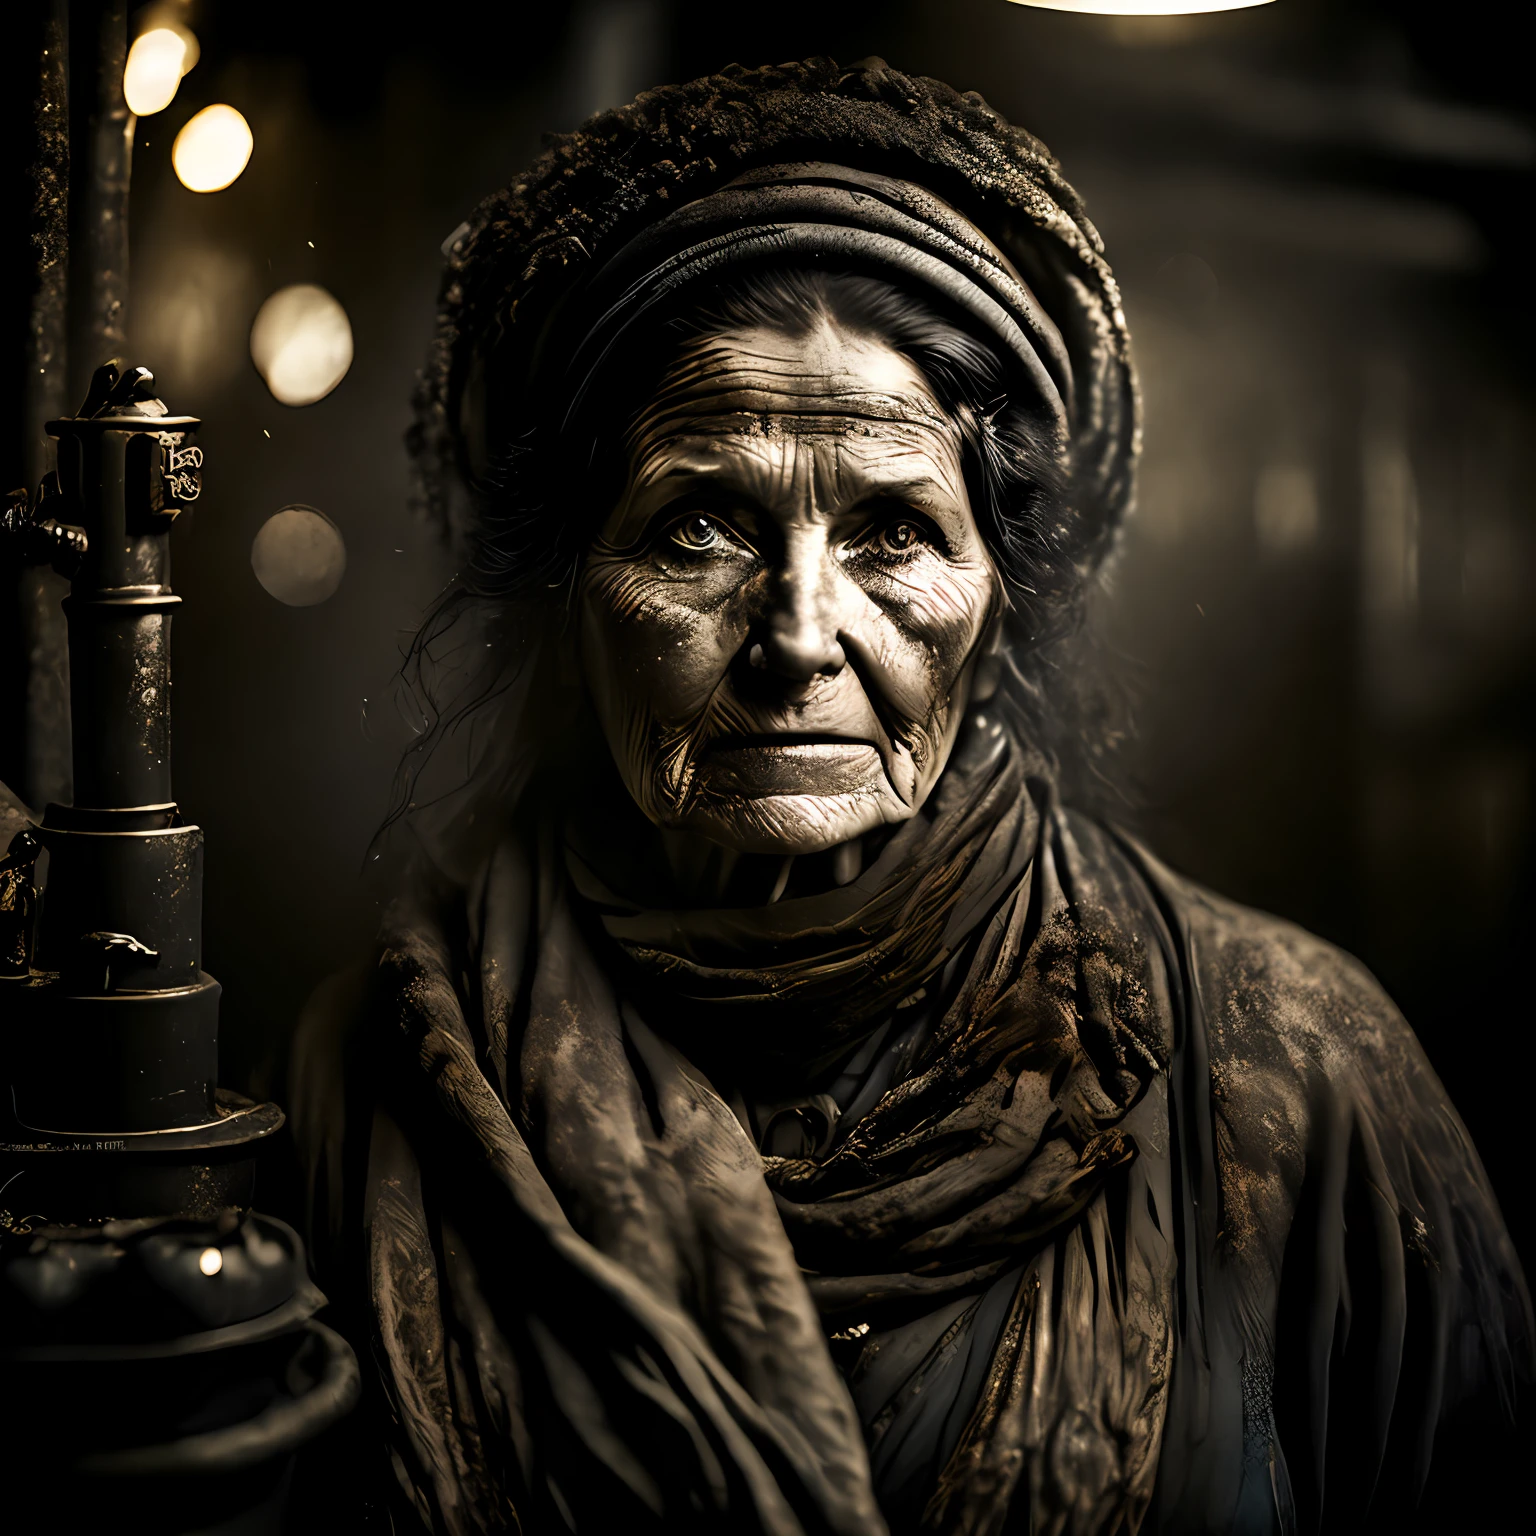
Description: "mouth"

(700, 733), (884, 796)
(704, 731), (878, 753)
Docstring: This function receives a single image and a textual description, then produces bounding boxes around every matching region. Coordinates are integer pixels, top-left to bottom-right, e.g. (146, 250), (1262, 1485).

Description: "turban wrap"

(410, 57), (1138, 592)
(552, 162), (1074, 439)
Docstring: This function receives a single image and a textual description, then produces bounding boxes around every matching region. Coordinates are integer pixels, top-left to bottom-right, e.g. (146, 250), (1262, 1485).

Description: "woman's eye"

(876, 520), (927, 556)
(669, 514), (723, 551)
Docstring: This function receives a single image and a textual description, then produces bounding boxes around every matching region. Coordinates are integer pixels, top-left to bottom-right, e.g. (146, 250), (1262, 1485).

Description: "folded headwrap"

(410, 59), (1138, 583)
(549, 162), (1073, 439)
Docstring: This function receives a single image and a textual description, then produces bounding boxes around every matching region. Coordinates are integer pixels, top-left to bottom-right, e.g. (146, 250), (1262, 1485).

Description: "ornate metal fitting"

(158, 432), (203, 505)
(48, 362), (206, 527)
(0, 476), (87, 578)
(0, 830), (42, 980)
(69, 929), (160, 995)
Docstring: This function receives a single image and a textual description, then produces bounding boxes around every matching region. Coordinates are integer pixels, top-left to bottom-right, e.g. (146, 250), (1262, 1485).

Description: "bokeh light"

(171, 104), (253, 193)
(251, 507), (347, 607)
(123, 28), (186, 116)
(168, 23), (200, 76)
(249, 284), (355, 406)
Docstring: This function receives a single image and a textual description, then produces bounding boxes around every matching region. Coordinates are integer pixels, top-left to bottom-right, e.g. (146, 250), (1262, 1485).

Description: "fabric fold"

(296, 719), (1531, 1534)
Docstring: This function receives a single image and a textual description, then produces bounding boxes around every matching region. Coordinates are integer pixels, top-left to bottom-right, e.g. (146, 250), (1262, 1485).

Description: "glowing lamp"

(1006, 1), (1274, 11)
(252, 506), (347, 607)
(172, 104), (253, 193)
(249, 284), (355, 407)
(123, 28), (187, 116)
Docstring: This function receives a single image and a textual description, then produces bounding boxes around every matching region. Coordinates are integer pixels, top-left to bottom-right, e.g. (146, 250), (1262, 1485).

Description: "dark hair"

(379, 264), (1122, 875)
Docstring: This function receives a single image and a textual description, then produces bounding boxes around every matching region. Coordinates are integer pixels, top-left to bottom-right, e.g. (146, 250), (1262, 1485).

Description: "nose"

(754, 530), (846, 684)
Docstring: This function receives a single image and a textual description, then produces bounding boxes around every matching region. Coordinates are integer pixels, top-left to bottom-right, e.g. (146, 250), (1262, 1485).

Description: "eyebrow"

(623, 452), (968, 532)
(854, 476), (960, 507)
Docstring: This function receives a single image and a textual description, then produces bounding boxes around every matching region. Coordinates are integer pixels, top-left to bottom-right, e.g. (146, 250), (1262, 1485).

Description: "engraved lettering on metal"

(158, 432), (204, 502)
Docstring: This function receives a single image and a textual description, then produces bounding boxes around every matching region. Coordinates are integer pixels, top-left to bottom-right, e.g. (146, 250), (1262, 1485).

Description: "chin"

(677, 791), (899, 856)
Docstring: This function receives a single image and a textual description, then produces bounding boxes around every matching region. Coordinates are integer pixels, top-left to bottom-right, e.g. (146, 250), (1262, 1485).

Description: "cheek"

(579, 556), (755, 723)
(860, 557), (997, 707)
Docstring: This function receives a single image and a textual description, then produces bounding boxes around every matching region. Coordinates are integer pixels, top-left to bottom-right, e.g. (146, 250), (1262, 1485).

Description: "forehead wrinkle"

(630, 424), (967, 524)
(630, 326), (953, 443)
(683, 320), (933, 395)
(638, 385), (951, 437)
(618, 325), (971, 527)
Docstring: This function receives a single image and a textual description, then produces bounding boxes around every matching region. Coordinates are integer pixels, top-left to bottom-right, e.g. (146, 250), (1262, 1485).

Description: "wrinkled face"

(577, 317), (1002, 856)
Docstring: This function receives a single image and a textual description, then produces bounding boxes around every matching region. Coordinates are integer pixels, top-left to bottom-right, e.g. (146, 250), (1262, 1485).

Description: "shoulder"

(1054, 808), (1523, 1270)
(1059, 809), (1437, 1132)
(1064, 812), (1531, 1419)
(1152, 853), (1421, 1264)
(1053, 809), (1415, 1115)
(1155, 848), (1419, 1115)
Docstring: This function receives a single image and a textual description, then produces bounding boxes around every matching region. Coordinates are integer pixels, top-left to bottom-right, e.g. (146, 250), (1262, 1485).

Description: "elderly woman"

(296, 60), (1529, 1536)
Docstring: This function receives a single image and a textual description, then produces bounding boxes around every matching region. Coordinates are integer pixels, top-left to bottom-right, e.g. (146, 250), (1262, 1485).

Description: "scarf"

(294, 713), (1530, 1534)
(349, 719), (1188, 1535)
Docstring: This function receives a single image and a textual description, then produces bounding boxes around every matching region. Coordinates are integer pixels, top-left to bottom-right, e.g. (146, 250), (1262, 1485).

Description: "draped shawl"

(294, 717), (1530, 1535)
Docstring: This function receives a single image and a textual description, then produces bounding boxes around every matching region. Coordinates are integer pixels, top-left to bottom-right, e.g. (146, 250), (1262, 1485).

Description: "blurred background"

(5, 0), (1533, 1268)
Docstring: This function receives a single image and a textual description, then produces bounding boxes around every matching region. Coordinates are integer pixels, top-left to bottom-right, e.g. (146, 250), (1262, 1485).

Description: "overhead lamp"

(1006, 1), (1275, 13)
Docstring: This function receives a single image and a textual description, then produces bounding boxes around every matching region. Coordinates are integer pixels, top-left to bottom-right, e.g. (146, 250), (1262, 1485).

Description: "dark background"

(7, 0), (1534, 1382)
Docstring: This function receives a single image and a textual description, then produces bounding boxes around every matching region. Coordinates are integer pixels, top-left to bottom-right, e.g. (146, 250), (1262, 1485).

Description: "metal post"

(67, 0), (132, 405)
(0, 7), (359, 1524)
(6, 0), (73, 811)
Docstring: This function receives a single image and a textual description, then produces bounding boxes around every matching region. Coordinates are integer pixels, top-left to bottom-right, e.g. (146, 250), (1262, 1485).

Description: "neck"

(655, 826), (874, 908)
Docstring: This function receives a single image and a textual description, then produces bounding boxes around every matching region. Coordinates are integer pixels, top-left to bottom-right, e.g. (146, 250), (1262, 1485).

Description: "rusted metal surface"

(24, 0), (69, 488)
(9, 1), (134, 813)
(5, 0), (72, 810)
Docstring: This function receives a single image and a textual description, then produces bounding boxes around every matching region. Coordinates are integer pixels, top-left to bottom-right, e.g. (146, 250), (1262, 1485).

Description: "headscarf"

(550, 161), (1072, 437)
(409, 58), (1137, 588)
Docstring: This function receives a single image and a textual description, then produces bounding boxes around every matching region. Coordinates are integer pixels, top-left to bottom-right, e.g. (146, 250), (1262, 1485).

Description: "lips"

(702, 735), (883, 797)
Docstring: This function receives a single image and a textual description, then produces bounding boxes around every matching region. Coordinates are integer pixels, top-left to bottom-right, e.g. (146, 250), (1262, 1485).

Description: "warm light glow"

(124, 28), (186, 116)
(252, 506), (347, 607)
(198, 1247), (223, 1276)
(1006, 1), (1275, 12)
(249, 284), (354, 406)
(169, 22), (200, 76)
(172, 104), (253, 193)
